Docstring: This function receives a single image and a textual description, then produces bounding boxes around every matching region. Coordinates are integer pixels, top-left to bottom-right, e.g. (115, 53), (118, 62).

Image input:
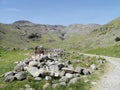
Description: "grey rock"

(40, 55), (50, 61)
(73, 74), (80, 77)
(90, 64), (97, 70)
(45, 76), (52, 81)
(49, 65), (59, 72)
(58, 64), (65, 70)
(81, 69), (91, 75)
(5, 76), (16, 82)
(59, 71), (65, 77)
(68, 77), (80, 85)
(59, 76), (69, 83)
(34, 77), (42, 81)
(24, 58), (33, 64)
(15, 71), (26, 80)
(62, 67), (74, 73)
(37, 62), (45, 68)
(54, 72), (60, 78)
(65, 73), (73, 78)
(14, 64), (25, 72)
(4, 71), (15, 77)
(75, 66), (83, 74)
(25, 84), (30, 88)
(26, 67), (39, 77)
(67, 65), (74, 70)
(29, 61), (38, 67)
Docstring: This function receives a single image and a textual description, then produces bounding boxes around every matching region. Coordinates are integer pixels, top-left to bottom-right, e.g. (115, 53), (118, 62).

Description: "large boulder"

(26, 67), (39, 77)
(15, 71), (26, 80)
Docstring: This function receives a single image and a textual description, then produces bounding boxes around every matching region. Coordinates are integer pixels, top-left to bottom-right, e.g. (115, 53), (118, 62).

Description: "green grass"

(86, 45), (120, 58)
(0, 47), (106, 90)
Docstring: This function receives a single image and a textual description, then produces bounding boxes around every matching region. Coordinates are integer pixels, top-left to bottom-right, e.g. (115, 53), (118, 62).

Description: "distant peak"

(13, 20), (34, 26)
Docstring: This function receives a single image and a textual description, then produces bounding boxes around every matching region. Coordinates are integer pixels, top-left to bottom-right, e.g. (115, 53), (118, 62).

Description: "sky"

(0, 0), (120, 25)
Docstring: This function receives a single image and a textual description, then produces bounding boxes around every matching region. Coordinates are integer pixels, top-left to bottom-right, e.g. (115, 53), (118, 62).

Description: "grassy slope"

(85, 45), (120, 58)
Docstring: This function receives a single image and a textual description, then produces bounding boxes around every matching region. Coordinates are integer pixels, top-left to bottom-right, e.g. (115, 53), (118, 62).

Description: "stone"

(40, 55), (49, 61)
(26, 67), (39, 77)
(75, 66), (83, 74)
(24, 58), (32, 64)
(62, 67), (74, 73)
(58, 64), (65, 70)
(45, 76), (52, 81)
(5, 76), (16, 82)
(49, 65), (59, 72)
(67, 65), (74, 70)
(68, 77), (80, 85)
(14, 64), (25, 72)
(34, 77), (42, 81)
(54, 72), (60, 78)
(90, 64), (97, 70)
(59, 71), (65, 77)
(81, 69), (91, 75)
(4, 71), (15, 77)
(59, 76), (69, 83)
(29, 61), (38, 67)
(25, 84), (30, 88)
(65, 73), (73, 78)
(37, 62), (45, 68)
(73, 74), (80, 77)
(15, 71), (26, 80)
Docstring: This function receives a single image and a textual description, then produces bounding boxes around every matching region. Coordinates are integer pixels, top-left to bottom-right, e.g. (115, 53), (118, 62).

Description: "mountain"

(0, 20), (100, 49)
(1, 17), (120, 49)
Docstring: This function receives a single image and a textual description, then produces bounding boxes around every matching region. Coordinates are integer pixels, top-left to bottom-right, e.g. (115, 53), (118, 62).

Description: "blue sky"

(0, 0), (120, 25)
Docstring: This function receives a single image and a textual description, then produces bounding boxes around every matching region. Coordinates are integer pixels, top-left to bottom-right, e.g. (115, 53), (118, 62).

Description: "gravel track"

(84, 53), (120, 90)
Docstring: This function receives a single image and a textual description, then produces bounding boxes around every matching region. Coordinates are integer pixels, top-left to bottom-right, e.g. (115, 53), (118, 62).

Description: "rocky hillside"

(1, 17), (120, 49)
(0, 20), (100, 49)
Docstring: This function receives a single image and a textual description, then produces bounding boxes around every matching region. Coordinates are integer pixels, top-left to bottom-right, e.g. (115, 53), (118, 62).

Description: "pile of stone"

(1, 48), (99, 87)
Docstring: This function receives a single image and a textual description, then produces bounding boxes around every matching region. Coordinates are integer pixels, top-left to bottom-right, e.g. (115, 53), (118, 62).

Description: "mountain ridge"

(1, 17), (120, 49)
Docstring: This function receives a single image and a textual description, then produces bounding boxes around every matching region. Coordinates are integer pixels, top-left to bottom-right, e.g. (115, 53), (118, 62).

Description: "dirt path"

(83, 53), (120, 90)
